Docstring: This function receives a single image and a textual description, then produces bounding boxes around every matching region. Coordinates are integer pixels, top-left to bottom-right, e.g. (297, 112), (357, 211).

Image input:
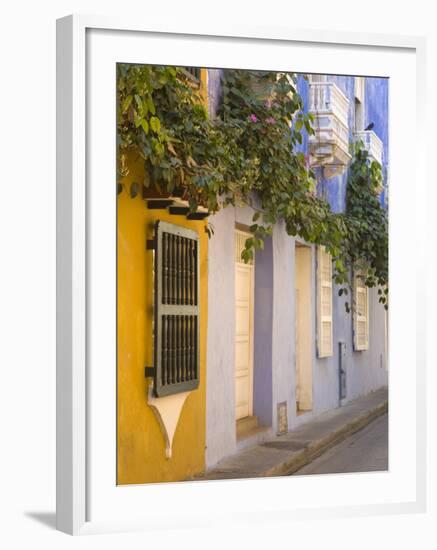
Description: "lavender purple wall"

(253, 237), (273, 427)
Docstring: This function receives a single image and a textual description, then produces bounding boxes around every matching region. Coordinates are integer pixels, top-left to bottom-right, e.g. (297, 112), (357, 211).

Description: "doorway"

(295, 243), (313, 412)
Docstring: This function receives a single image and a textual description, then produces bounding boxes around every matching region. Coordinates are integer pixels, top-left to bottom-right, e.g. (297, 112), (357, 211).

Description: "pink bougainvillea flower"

(266, 116), (276, 125)
(264, 99), (272, 109)
(249, 114), (258, 123)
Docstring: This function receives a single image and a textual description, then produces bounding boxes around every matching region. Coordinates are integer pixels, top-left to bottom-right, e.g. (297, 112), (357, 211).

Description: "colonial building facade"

(117, 68), (389, 484)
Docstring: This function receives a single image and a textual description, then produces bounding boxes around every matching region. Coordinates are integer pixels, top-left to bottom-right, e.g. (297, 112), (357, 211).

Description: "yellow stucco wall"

(117, 158), (208, 485)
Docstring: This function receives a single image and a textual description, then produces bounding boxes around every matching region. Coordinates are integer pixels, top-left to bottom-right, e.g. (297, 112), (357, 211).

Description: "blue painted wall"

(365, 77), (389, 206)
(296, 74), (389, 211)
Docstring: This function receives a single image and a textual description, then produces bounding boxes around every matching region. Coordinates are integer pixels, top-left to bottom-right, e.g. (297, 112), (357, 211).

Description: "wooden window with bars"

(179, 66), (201, 84)
(353, 270), (369, 351)
(317, 246), (333, 357)
(149, 221), (200, 397)
(178, 67), (208, 110)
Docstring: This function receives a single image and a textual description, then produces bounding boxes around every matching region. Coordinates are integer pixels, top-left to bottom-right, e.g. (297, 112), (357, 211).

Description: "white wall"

(205, 207), (236, 467)
(271, 223), (296, 432)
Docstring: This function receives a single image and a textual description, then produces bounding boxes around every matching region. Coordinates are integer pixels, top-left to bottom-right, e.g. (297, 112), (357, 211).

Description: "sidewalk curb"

(265, 400), (388, 477)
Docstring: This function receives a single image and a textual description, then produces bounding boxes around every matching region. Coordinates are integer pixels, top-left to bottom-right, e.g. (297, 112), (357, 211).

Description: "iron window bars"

(146, 220), (200, 397)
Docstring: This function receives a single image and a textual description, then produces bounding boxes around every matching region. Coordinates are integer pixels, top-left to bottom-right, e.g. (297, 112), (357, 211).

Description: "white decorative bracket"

(147, 385), (190, 459)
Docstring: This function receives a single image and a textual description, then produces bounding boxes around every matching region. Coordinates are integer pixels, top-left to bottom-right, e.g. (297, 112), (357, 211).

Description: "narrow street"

(292, 413), (388, 476)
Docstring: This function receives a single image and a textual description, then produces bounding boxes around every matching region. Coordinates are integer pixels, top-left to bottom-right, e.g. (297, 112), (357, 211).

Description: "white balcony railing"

(309, 81), (349, 126)
(308, 82), (351, 178)
(353, 130), (383, 166)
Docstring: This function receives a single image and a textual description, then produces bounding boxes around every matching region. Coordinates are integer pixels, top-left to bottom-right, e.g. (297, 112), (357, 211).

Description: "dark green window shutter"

(152, 220), (200, 397)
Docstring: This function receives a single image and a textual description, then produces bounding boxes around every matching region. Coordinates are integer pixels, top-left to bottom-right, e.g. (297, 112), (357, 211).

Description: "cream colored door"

(235, 230), (255, 420)
(295, 244), (313, 412)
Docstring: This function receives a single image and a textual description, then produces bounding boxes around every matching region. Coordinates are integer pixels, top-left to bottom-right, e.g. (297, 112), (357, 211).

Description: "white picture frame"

(56, 14), (427, 535)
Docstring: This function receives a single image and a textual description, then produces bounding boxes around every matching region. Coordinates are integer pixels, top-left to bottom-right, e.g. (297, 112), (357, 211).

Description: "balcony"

(354, 130), (384, 195)
(308, 82), (351, 178)
(353, 130), (383, 166)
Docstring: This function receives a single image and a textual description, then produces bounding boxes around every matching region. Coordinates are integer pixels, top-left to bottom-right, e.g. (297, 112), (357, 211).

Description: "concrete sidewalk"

(197, 388), (388, 480)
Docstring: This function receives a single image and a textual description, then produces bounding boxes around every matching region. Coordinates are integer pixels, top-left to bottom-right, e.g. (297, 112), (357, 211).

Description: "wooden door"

(235, 230), (255, 420)
(295, 244), (313, 412)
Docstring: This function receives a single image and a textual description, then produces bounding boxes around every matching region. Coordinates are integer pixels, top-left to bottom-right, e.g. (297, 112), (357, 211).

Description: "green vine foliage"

(218, 70), (346, 266)
(117, 64), (256, 213)
(341, 141), (389, 309)
(117, 64), (388, 309)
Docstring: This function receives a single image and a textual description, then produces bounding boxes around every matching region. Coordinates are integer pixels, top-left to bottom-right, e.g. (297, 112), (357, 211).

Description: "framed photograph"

(56, 15), (426, 535)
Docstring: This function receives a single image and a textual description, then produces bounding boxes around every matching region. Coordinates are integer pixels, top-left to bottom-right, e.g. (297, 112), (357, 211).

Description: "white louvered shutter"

(354, 271), (369, 351)
(317, 246), (333, 357)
